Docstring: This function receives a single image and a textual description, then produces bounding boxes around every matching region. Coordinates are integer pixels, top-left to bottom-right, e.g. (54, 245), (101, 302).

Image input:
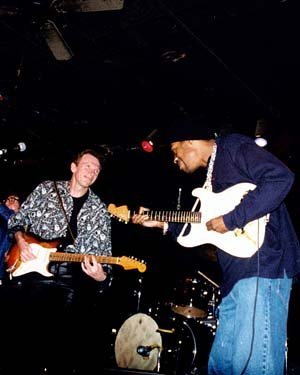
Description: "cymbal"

(171, 304), (207, 319)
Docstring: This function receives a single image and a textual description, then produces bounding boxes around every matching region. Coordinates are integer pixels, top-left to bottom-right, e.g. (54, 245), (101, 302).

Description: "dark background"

(1, 0), (300, 372)
(1, 1), (299, 201)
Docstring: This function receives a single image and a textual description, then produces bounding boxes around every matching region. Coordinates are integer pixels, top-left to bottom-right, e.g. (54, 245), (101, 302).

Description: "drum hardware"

(171, 276), (210, 320)
(132, 275), (144, 312)
(206, 289), (219, 318)
(157, 327), (175, 334)
(197, 286), (220, 337)
(198, 317), (218, 336)
(196, 270), (220, 321)
(197, 270), (220, 289)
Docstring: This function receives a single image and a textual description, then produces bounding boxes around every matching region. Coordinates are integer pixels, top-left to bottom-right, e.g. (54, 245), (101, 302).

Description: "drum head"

(114, 313), (162, 371)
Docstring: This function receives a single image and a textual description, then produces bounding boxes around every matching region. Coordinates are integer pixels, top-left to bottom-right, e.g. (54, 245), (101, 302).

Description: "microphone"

(0, 142), (27, 156)
(136, 344), (161, 357)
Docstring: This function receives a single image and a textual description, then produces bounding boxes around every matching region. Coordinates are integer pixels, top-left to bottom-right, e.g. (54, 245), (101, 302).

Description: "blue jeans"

(208, 276), (292, 375)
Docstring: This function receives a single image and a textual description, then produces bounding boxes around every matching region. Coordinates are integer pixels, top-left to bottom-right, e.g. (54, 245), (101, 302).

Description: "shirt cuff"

(163, 222), (169, 235)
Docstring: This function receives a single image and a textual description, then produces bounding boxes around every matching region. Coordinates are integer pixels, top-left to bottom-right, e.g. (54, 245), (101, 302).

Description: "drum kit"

(111, 269), (220, 375)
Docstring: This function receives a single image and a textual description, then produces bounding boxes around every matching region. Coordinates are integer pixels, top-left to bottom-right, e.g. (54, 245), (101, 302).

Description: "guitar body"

(10, 245), (57, 277)
(5, 233), (147, 277)
(5, 234), (60, 277)
(177, 183), (269, 258)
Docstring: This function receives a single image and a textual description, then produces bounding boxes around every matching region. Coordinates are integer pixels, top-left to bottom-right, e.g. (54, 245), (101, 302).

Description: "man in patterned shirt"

(2, 149), (112, 375)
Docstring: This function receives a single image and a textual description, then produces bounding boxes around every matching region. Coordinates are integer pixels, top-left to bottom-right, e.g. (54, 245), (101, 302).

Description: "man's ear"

(71, 162), (77, 173)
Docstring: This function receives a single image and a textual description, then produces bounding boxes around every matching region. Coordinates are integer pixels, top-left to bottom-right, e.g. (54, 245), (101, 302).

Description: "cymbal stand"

(207, 289), (217, 318)
(133, 275), (144, 312)
(156, 348), (162, 373)
(197, 270), (219, 289)
(197, 270), (219, 334)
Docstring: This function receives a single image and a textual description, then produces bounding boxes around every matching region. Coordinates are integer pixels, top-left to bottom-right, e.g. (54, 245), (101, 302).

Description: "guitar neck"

(49, 252), (119, 265)
(140, 210), (201, 223)
(108, 203), (201, 224)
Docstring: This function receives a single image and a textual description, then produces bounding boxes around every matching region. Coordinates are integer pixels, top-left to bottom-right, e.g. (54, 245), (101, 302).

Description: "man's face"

(5, 196), (20, 212)
(71, 153), (101, 188)
(171, 140), (209, 173)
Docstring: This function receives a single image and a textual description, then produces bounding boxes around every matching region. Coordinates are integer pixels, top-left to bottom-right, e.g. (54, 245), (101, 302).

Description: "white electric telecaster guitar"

(177, 182), (269, 258)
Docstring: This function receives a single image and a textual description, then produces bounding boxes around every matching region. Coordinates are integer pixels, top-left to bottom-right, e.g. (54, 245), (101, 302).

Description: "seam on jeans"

(261, 280), (271, 375)
(277, 278), (291, 311)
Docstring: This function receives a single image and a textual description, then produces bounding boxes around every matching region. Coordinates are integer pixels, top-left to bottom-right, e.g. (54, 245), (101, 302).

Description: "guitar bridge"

(234, 228), (244, 237)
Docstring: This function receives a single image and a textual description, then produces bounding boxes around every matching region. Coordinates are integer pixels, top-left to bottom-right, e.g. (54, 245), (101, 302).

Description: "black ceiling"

(0, 0), (299, 199)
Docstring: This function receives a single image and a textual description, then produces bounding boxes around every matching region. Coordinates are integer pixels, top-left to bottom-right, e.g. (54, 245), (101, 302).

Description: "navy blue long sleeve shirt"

(0, 204), (15, 279)
(169, 133), (300, 297)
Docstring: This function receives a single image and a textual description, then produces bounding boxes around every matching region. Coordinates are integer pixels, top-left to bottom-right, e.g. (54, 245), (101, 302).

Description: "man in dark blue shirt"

(132, 117), (300, 375)
(0, 194), (20, 283)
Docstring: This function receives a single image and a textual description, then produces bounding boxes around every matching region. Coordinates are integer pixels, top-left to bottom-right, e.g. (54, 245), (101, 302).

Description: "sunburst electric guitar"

(5, 233), (147, 278)
(108, 183), (270, 258)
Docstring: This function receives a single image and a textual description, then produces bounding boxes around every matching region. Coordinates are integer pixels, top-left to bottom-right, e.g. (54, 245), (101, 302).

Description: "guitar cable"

(240, 219), (260, 375)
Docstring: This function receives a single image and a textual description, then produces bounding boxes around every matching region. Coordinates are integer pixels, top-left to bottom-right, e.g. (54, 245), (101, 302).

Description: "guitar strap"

(53, 181), (76, 245)
(178, 142), (217, 238)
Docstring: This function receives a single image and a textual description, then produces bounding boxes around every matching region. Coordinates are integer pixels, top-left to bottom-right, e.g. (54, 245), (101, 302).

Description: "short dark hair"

(73, 149), (103, 166)
(2, 194), (21, 204)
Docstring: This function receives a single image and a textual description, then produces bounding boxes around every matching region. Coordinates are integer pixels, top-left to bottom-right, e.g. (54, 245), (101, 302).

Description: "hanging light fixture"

(51, 0), (124, 13)
(254, 118), (268, 147)
(140, 129), (158, 153)
(40, 19), (74, 61)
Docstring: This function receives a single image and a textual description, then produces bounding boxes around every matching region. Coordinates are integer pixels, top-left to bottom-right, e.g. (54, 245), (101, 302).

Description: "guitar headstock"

(108, 203), (130, 224)
(119, 256), (147, 273)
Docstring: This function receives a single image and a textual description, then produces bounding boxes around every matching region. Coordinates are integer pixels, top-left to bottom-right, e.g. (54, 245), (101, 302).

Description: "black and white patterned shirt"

(8, 180), (112, 257)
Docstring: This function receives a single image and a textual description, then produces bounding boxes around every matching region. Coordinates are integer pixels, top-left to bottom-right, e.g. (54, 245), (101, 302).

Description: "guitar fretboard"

(49, 253), (119, 265)
(141, 210), (201, 223)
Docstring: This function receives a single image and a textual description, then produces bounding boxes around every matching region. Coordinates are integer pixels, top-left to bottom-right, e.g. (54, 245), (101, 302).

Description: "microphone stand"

(134, 275), (144, 313)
